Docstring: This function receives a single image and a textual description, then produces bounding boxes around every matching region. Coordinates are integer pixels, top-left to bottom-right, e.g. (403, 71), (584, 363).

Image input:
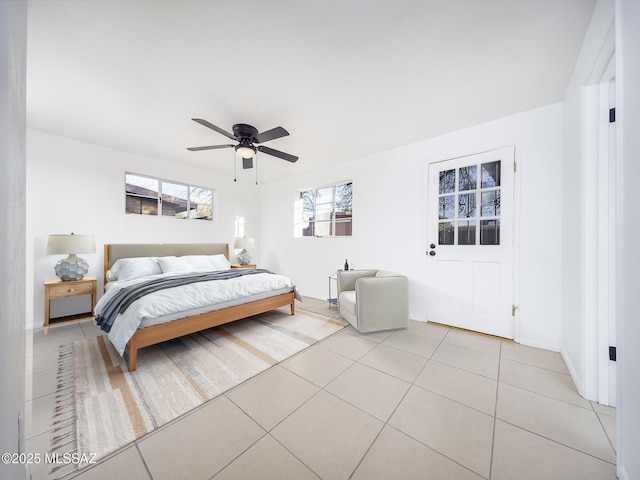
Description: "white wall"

(259, 103), (564, 351)
(560, 0), (614, 398)
(0, 2), (27, 479)
(616, 0), (640, 477)
(26, 130), (260, 330)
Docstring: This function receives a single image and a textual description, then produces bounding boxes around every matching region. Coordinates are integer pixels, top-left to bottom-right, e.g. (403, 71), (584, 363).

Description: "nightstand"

(231, 264), (256, 269)
(43, 276), (97, 335)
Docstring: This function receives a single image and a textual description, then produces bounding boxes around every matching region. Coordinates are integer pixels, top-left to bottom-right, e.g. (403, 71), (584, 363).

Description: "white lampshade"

(46, 233), (96, 281)
(46, 234), (96, 254)
(234, 237), (255, 250)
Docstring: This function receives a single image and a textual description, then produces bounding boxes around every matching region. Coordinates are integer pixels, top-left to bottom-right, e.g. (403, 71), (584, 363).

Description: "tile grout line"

(30, 308), (617, 479)
(346, 326), (492, 479)
(496, 418), (618, 467)
(222, 330), (423, 480)
(133, 442), (155, 480)
(591, 402), (618, 456)
(488, 340), (503, 480)
(499, 379), (611, 414)
(345, 325), (453, 479)
(501, 355), (574, 376)
(227, 386), (329, 480)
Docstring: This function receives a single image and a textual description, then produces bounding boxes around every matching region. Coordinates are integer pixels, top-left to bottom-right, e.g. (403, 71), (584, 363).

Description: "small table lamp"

(46, 233), (96, 281)
(234, 237), (255, 265)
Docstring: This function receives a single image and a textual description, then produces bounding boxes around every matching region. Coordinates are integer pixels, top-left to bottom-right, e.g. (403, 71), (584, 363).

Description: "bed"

(99, 243), (296, 372)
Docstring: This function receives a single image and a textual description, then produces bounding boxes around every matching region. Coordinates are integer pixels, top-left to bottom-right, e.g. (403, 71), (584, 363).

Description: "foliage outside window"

(296, 181), (352, 237)
(437, 161), (500, 245)
(125, 173), (214, 220)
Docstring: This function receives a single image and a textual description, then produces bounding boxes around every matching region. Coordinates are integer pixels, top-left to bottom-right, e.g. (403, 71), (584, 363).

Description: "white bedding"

(96, 270), (296, 355)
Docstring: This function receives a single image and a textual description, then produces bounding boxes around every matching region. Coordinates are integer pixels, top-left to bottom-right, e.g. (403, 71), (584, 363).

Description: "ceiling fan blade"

(192, 119), (237, 141)
(255, 126), (289, 144)
(257, 145), (298, 163)
(242, 157), (254, 169)
(187, 144), (235, 151)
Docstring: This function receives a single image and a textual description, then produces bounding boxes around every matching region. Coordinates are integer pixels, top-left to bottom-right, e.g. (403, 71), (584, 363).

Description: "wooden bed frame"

(103, 243), (295, 372)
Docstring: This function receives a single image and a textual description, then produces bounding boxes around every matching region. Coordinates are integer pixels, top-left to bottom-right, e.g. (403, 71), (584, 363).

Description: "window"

(296, 181), (352, 237)
(125, 173), (214, 220)
(437, 161), (500, 245)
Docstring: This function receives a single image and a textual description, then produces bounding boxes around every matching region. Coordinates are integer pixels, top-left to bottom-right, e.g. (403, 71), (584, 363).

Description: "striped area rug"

(66, 308), (346, 464)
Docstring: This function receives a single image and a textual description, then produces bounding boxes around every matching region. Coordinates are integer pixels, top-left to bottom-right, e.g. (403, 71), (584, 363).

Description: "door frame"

(584, 55), (617, 406)
(422, 145), (521, 342)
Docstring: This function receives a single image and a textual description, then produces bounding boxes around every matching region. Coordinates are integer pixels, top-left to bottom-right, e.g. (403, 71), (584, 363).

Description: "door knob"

(429, 251), (436, 256)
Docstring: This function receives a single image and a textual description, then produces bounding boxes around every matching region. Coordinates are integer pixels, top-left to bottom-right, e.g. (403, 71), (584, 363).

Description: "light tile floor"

(25, 298), (618, 480)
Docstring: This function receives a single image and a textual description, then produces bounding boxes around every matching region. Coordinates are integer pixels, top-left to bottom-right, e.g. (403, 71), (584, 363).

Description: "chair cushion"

(375, 270), (396, 278)
(339, 291), (356, 315)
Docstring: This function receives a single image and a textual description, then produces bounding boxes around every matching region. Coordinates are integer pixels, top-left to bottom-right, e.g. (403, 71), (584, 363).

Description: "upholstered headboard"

(103, 243), (230, 285)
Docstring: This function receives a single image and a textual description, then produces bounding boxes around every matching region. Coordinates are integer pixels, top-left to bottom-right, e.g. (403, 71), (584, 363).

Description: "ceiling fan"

(187, 118), (298, 169)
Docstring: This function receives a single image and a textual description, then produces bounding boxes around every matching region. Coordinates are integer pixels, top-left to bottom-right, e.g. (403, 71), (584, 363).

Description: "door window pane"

(481, 190), (501, 216)
(439, 169), (455, 194)
(433, 160), (504, 246)
(481, 220), (500, 245)
(481, 161), (501, 188)
(439, 195), (455, 219)
(458, 193), (476, 218)
(458, 166), (477, 191)
(458, 220), (476, 245)
(439, 222), (454, 245)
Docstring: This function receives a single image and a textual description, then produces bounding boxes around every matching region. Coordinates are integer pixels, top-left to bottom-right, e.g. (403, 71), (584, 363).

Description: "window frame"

(296, 180), (353, 238)
(125, 172), (216, 221)
(437, 160), (501, 246)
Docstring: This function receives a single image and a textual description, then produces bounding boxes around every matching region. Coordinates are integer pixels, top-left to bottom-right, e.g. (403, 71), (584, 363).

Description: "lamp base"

(236, 249), (252, 265)
(55, 254), (89, 281)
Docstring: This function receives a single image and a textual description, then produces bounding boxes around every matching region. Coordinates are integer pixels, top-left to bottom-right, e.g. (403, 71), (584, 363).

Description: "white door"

(425, 146), (515, 338)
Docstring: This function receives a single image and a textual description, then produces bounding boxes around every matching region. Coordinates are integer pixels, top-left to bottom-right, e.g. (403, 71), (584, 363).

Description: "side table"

(43, 276), (97, 335)
(328, 274), (338, 308)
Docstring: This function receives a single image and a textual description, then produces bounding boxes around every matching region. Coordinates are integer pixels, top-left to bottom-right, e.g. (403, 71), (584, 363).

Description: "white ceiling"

(26, 0), (595, 183)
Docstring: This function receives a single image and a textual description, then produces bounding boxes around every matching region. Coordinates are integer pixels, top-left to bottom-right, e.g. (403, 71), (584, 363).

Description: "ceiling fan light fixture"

(188, 119), (298, 169)
(235, 144), (256, 159)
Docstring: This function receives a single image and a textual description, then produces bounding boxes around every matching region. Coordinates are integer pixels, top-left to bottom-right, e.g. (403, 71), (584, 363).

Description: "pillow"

(157, 256), (191, 274)
(158, 254), (231, 274)
(106, 270), (118, 282)
(110, 257), (163, 282)
(184, 254), (230, 270)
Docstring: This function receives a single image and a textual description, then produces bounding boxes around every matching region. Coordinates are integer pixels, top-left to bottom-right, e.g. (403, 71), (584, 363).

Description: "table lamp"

(234, 237), (255, 265)
(46, 233), (96, 281)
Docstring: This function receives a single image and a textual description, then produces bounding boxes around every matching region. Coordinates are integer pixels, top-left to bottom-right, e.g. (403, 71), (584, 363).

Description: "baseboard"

(517, 337), (560, 353)
(618, 465), (629, 480)
(559, 346), (590, 400)
(516, 339), (589, 401)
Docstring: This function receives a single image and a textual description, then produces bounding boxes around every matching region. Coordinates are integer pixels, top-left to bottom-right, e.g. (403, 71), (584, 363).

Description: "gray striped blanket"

(96, 269), (276, 333)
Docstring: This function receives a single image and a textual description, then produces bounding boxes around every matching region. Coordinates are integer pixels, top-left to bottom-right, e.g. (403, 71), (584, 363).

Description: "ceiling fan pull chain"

(233, 150), (237, 182)
(255, 153), (258, 185)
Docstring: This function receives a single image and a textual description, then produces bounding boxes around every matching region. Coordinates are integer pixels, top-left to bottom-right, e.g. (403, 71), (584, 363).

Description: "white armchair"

(336, 269), (409, 333)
